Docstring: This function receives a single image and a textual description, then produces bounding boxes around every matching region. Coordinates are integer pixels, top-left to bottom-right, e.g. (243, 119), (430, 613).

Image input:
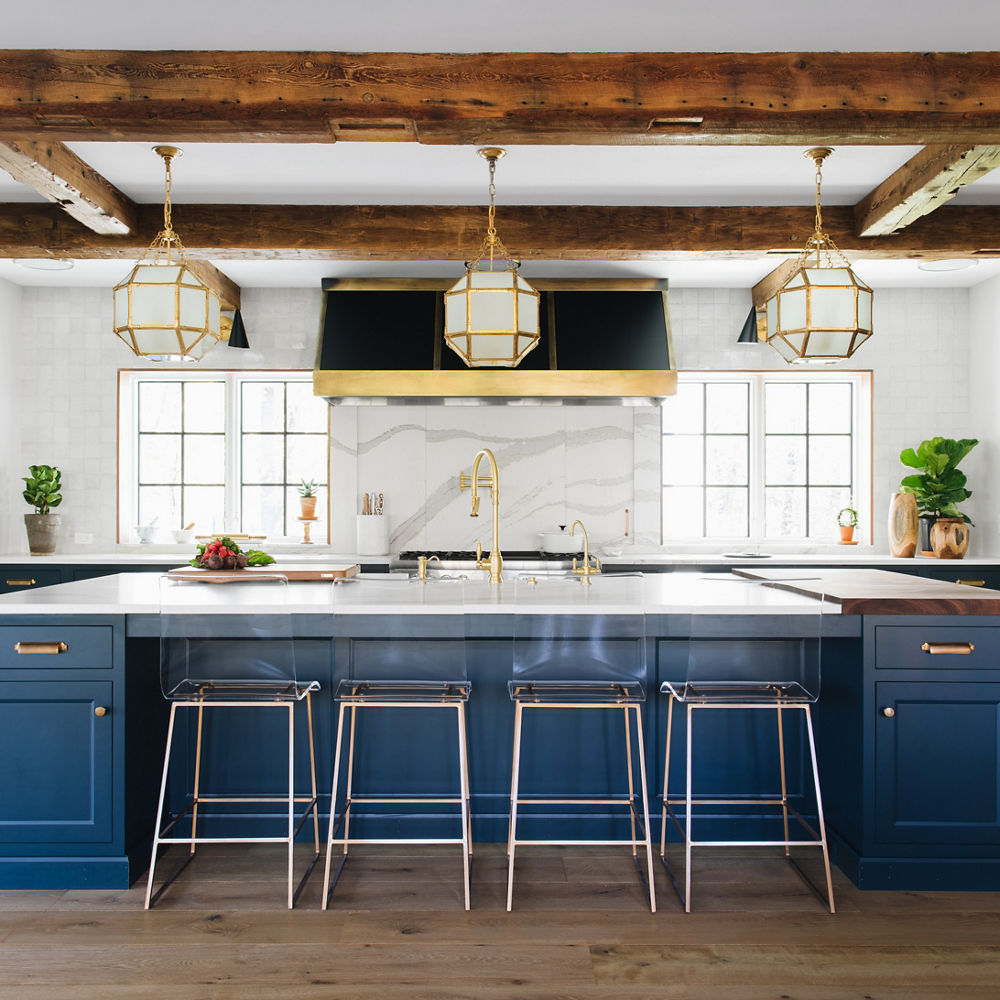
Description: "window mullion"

(749, 375), (765, 541)
(226, 374), (241, 531)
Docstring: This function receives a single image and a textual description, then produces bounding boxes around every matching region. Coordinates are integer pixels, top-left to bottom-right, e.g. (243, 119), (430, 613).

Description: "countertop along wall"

(0, 283), (976, 557)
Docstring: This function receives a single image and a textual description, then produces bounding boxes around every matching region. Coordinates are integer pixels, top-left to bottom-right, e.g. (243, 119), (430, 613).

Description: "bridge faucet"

(570, 519), (601, 585)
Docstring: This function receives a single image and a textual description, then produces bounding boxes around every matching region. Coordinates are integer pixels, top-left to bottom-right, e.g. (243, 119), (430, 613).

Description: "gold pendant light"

(763, 148), (873, 364)
(112, 146), (222, 362)
(444, 148), (540, 368)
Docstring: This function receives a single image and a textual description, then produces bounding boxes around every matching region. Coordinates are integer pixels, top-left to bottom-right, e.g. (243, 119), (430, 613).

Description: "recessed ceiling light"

(917, 259), (979, 272)
(14, 258), (74, 271)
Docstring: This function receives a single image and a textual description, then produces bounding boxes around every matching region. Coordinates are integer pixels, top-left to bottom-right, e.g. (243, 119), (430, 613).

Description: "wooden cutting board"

(735, 567), (1000, 615)
(167, 563), (359, 582)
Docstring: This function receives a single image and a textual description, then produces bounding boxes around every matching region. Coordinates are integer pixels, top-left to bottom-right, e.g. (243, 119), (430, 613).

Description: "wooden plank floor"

(1, 844), (999, 998)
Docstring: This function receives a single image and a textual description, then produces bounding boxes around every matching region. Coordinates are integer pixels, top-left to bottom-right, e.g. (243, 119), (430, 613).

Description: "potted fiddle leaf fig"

(899, 437), (978, 558)
(22, 464), (63, 555)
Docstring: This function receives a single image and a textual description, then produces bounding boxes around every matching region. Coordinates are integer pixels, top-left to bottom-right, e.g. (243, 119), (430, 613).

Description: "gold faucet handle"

(459, 473), (494, 493)
(417, 554), (441, 581)
(475, 541), (484, 567)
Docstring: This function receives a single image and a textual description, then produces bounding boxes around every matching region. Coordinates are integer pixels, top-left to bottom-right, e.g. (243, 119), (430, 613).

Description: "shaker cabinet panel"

(0, 681), (114, 844)
(875, 681), (1000, 845)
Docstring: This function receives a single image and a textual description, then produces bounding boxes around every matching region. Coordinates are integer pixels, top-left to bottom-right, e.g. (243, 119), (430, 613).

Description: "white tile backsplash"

(1, 282), (983, 556)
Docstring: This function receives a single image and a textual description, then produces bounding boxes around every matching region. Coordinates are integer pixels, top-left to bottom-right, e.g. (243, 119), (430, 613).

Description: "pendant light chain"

(813, 153), (824, 266)
(800, 146), (849, 270)
(467, 148), (517, 274)
(145, 145), (186, 266)
(486, 154), (497, 270)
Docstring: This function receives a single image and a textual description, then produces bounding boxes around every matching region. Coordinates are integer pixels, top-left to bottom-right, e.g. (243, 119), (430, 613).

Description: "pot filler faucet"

(459, 447), (503, 582)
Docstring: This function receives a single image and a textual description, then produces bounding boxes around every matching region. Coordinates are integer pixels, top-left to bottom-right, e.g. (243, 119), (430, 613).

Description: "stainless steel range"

(391, 550), (576, 577)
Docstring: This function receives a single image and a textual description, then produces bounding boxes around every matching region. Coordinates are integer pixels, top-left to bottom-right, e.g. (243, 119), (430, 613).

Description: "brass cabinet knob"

(94, 706), (108, 717)
(881, 707), (896, 719)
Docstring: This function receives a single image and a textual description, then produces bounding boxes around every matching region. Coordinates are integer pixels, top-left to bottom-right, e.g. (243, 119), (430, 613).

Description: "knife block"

(356, 515), (389, 555)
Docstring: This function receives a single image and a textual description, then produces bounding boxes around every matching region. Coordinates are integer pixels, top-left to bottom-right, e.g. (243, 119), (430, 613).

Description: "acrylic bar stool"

(659, 576), (835, 913)
(322, 583), (472, 910)
(506, 575), (656, 912)
(146, 574), (320, 910)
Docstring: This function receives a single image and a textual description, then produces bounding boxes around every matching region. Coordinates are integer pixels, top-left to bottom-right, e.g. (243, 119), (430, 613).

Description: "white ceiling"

(5, 0), (1000, 52)
(2, 2), (999, 290)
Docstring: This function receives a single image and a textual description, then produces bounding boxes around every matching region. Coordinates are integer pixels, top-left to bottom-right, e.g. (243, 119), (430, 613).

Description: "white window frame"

(662, 370), (872, 544)
(117, 369), (330, 544)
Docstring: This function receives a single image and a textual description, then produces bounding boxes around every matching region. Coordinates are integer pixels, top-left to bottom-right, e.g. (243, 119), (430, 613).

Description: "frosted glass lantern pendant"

(764, 148), (873, 364)
(444, 148), (540, 368)
(112, 146), (222, 362)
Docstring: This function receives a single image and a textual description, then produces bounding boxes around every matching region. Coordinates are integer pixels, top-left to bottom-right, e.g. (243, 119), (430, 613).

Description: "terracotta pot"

(930, 517), (970, 559)
(838, 524), (855, 543)
(24, 513), (61, 555)
(887, 493), (918, 558)
(299, 495), (318, 519)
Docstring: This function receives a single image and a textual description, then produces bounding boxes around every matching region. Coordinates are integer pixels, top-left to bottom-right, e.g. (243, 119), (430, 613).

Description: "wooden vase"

(930, 517), (970, 559)
(887, 493), (918, 558)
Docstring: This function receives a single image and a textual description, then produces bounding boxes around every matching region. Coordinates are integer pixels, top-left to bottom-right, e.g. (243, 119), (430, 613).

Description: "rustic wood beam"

(855, 144), (1000, 237)
(2, 203), (999, 260)
(0, 139), (137, 235)
(1, 51), (1000, 145)
(185, 260), (241, 311)
(750, 259), (803, 340)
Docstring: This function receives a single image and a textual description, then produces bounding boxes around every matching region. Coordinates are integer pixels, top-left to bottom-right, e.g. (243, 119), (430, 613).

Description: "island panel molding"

(2, 203), (1000, 261)
(1, 51), (1000, 145)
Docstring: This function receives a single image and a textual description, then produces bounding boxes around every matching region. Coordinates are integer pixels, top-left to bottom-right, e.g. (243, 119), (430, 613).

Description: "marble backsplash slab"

(331, 405), (647, 553)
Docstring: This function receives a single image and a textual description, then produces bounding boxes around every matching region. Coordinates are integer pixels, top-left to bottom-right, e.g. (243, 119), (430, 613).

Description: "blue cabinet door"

(875, 680), (1000, 845)
(0, 681), (113, 845)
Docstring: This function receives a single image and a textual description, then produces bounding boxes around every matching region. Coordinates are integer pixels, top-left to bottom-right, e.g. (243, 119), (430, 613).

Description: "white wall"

(663, 287), (974, 551)
(6, 282), (979, 555)
(969, 275), (1000, 556)
(0, 278), (22, 554)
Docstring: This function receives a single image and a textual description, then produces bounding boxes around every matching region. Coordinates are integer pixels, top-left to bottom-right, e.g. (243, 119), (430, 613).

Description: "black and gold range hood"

(314, 278), (676, 405)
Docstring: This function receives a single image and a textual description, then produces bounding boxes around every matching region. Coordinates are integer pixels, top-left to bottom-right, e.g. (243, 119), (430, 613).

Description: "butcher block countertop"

(736, 568), (1000, 615)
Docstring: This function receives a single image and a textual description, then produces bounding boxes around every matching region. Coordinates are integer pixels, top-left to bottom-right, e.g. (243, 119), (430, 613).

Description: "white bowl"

(172, 529), (195, 544)
(135, 525), (157, 544)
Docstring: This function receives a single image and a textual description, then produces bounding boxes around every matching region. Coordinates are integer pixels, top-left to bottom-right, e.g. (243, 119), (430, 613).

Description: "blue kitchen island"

(1, 569), (998, 892)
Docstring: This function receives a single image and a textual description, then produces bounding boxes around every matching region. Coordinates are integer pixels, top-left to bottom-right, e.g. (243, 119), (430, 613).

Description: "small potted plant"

(837, 501), (858, 544)
(298, 479), (319, 519)
(22, 464), (63, 555)
(899, 437), (978, 558)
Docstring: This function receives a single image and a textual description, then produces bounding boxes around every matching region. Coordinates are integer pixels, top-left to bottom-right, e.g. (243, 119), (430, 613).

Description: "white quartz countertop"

(2, 550), (998, 567)
(0, 570), (835, 616)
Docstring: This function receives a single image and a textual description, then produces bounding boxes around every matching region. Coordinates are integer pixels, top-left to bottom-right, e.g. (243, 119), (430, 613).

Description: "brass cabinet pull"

(14, 641), (68, 655)
(94, 706), (108, 718)
(5, 578), (36, 587)
(625, 507), (630, 537)
(921, 641), (975, 655)
(882, 707), (896, 718)
(956, 579), (986, 587)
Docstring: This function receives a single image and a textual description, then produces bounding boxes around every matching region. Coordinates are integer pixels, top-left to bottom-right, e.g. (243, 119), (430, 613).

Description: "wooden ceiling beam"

(1, 50), (1000, 145)
(750, 259), (803, 340)
(855, 144), (1000, 237)
(185, 260), (241, 312)
(2, 202), (999, 260)
(0, 139), (137, 235)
